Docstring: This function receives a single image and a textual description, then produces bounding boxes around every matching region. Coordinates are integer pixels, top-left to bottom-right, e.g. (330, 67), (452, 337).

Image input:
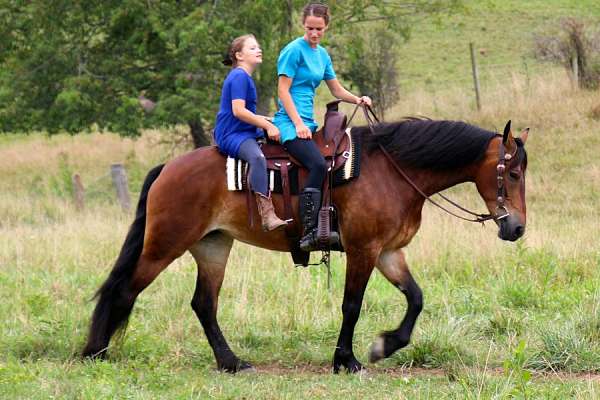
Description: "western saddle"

(256, 100), (350, 266)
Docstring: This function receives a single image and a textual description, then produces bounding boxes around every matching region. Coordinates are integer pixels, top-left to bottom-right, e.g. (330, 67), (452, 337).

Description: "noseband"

(356, 105), (516, 224)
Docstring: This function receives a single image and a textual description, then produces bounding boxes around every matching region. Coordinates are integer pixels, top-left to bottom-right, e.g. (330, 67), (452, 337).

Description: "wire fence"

(397, 57), (560, 90)
(392, 43), (573, 112)
(70, 164), (132, 212)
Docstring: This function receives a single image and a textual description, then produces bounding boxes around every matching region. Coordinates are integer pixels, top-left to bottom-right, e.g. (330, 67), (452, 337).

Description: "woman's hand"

(356, 95), (372, 107)
(295, 123), (312, 139)
(266, 124), (280, 143)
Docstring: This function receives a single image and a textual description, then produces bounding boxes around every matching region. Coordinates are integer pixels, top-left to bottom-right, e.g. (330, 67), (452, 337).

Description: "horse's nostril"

(515, 225), (524, 237)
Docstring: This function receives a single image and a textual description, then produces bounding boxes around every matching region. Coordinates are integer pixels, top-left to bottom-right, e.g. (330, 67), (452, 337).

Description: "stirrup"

(299, 229), (340, 252)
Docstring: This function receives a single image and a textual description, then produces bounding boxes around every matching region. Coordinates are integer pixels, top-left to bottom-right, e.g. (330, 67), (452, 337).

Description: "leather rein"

(348, 104), (514, 224)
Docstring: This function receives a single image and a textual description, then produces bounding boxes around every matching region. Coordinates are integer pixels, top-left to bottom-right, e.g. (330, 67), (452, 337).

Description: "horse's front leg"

(332, 249), (377, 373)
(369, 248), (423, 363)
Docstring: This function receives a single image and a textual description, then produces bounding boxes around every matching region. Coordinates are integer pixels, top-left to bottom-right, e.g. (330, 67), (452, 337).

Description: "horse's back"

(161, 146), (225, 182)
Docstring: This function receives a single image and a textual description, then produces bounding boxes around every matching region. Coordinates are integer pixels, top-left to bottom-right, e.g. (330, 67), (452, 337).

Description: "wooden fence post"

(571, 53), (579, 88)
(72, 173), (85, 211)
(470, 42), (482, 111)
(111, 164), (131, 212)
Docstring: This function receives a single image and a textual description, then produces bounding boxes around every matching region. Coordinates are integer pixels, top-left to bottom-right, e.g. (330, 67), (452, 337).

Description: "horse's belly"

(220, 224), (292, 252)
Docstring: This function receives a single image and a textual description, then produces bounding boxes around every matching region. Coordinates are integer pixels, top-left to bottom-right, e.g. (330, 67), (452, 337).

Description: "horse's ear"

(502, 120), (512, 144)
(520, 127), (529, 145)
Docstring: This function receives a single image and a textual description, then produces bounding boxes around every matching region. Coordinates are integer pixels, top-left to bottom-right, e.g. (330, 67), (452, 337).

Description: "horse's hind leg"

(369, 248), (423, 363)
(188, 231), (250, 373)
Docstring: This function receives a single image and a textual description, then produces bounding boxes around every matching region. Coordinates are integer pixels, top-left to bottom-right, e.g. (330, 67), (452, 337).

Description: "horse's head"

(475, 121), (529, 241)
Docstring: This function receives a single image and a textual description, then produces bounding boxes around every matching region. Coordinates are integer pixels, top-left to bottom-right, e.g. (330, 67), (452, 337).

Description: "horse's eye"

(509, 171), (521, 180)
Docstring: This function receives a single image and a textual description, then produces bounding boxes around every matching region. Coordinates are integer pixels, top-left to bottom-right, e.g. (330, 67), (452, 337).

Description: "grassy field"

(2, 2), (600, 399)
(2, 72), (599, 399)
(398, 0), (600, 90)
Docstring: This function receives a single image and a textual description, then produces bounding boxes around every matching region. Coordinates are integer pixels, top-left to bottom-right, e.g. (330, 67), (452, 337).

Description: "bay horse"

(82, 117), (529, 373)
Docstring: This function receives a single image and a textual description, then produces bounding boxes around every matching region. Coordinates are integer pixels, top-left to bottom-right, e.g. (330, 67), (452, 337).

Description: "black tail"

(82, 164), (165, 358)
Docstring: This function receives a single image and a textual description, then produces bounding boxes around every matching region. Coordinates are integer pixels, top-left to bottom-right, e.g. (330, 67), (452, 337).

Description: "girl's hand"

(266, 124), (280, 142)
(295, 123), (312, 140)
(356, 96), (372, 107)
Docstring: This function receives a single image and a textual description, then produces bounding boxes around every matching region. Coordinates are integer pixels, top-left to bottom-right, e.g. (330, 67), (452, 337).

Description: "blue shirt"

(274, 37), (336, 143)
(214, 68), (262, 157)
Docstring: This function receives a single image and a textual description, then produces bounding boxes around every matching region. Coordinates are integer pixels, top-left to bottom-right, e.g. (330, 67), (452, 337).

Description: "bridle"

(349, 104), (517, 224)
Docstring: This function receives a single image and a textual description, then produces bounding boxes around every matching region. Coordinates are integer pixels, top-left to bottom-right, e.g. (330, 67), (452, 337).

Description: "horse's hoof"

(81, 347), (108, 360)
(333, 359), (365, 374)
(332, 364), (366, 374)
(237, 362), (257, 374)
(348, 362), (365, 374)
(369, 336), (385, 363)
(219, 359), (255, 374)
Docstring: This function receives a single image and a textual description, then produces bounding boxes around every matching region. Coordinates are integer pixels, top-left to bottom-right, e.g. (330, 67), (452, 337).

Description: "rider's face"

(236, 38), (262, 66)
(303, 15), (327, 47)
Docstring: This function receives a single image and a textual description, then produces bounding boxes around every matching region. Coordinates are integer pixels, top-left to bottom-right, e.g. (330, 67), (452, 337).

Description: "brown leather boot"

(255, 193), (287, 231)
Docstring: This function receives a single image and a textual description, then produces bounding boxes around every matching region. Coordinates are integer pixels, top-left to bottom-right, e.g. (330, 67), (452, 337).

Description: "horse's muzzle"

(498, 214), (525, 242)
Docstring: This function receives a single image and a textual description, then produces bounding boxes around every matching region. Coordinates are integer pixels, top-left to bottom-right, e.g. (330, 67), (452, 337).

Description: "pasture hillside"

(396, 0), (600, 90)
(2, 2), (600, 399)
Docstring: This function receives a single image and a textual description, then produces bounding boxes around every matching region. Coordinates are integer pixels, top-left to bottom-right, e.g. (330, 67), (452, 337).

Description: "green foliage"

(111, 96), (145, 137)
(334, 26), (401, 119)
(526, 312), (600, 373)
(50, 85), (96, 135)
(503, 340), (534, 399)
(485, 309), (523, 337)
(0, 0), (459, 139)
(48, 152), (74, 198)
(0, 1), (228, 137)
(499, 281), (541, 309)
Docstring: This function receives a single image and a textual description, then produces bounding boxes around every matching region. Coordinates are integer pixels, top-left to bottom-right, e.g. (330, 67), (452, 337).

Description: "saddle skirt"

(225, 127), (361, 194)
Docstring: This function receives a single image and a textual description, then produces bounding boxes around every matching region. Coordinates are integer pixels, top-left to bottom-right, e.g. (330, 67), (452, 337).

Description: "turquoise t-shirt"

(274, 37), (336, 143)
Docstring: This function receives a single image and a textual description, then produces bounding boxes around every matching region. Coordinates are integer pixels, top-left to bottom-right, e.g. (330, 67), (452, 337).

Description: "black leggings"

(284, 138), (327, 190)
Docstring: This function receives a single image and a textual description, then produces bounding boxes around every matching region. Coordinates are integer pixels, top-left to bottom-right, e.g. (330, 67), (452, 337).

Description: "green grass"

(2, 360), (597, 399)
(1, 163), (599, 398)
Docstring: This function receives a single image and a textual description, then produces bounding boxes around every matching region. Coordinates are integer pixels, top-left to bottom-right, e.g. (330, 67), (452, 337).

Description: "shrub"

(534, 18), (600, 89)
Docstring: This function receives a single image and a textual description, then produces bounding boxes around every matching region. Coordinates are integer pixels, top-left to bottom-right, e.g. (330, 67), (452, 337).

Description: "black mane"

(355, 118), (499, 170)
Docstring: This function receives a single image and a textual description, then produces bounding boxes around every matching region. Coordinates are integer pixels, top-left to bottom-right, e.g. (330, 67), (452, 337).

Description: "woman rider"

(214, 34), (287, 231)
(274, 3), (372, 251)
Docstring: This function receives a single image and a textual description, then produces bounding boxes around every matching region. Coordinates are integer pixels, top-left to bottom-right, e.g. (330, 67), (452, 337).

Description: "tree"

(0, 0), (459, 145)
(333, 26), (400, 119)
(0, 0), (232, 145)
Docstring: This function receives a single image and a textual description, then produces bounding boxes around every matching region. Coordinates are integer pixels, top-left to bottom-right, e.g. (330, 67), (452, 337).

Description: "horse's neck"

(369, 151), (474, 197)
(422, 168), (474, 195)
